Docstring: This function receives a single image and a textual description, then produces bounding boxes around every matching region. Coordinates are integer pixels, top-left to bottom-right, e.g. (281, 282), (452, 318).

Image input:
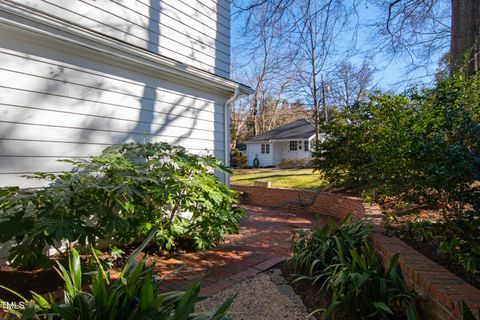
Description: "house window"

(261, 143), (270, 154)
(304, 140), (309, 151)
(289, 141), (297, 151)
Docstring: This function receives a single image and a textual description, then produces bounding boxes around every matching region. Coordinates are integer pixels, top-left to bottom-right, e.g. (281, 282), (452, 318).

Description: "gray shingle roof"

(245, 119), (316, 142)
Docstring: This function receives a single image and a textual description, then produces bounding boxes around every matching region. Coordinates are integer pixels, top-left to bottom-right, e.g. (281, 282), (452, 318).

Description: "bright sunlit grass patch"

(231, 168), (324, 190)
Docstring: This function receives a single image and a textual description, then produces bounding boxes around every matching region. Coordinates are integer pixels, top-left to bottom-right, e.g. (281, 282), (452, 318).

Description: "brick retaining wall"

(232, 185), (364, 220)
(231, 184), (480, 320)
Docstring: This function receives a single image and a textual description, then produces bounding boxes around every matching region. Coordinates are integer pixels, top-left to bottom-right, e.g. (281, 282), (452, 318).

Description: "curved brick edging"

(232, 185), (364, 219)
(231, 185), (480, 320)
(363, 204), (480, 320)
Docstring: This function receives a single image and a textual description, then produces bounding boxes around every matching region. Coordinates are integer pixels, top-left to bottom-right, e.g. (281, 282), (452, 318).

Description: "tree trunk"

(306, 0), (320, 152)
(450, 0), (480, 75)
(252, 95), (258, 136)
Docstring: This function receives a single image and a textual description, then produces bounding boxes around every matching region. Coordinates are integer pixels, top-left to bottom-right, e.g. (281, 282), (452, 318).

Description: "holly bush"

(0, 142), (243, 267)
(314, 72), (480, 211)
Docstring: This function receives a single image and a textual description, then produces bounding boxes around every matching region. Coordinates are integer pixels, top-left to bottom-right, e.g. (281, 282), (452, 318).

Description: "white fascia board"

(267, 138), (312, 142)
(246, 138), (312, 144)
(0, 1), (254, 96)
(244, 140), (272, 144)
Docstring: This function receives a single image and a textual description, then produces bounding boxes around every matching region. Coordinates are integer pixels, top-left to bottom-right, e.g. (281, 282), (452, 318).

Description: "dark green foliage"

(315, 71), (480, 297)
(0, 232), (233, 320)
(82, 143), (244, 252)
(290, 215), (371, 274)
(314, 72), (480, 210)
(0, 142), (244, 267)
(461, 301), (480, 320)
(229, 149), (247, 168)
(0, 179), (120, 268)
(290, 216), (417, 319)
(322, 248), (417, 320)
(279, 158), (313, 169)
(386, 210), (480, 274)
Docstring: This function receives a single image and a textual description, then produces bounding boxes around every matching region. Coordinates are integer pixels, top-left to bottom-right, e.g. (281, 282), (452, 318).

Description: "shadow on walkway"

(148, 205), (315, 296)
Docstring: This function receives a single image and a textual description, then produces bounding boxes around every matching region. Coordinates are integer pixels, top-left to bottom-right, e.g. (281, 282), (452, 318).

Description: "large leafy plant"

(290, 214), (371, 274)
(290, 216), (417, 319)
(0, 176), (126, 268)
(0, 142), (243, 267)
(321, 248), (416, 320)
(80, 142), (244, 252)
(0, 231), (233, 320)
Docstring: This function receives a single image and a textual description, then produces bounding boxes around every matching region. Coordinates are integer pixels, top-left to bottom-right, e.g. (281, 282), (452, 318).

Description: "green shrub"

(314, 72), (480, 211)
(230, 149), (247, 168)
(322, 248), (416, 320)
(84, 143), (244, 253)
(386, 210), (480, 274)
(0, 142), (244, 267)
(279, 158), (313, 169)
(0, 178), (125, 268)
(290, 215), (417, 319)
(290, 215), (371, 274)
(0, 232), (233, 320)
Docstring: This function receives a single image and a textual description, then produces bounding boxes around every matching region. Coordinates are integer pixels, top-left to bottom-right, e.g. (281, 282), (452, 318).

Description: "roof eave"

(245, 134), (316, 144)
(0, 1), (254, 96)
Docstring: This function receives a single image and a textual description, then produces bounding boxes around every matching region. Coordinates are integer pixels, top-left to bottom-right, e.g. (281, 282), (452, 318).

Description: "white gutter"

(245, 135), (316, 144)
(224, 87), (241, 186)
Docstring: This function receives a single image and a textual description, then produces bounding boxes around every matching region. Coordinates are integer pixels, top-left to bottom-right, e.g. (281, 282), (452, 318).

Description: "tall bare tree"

(230, 97), (251, 149)
(239, 0), (358, 147)
(377, 0), (480, 75)
(236, 0), (480, 76)
(232, 0), (295, 138)
(328, 61), (374, 108)
(289, 0), (329, 149)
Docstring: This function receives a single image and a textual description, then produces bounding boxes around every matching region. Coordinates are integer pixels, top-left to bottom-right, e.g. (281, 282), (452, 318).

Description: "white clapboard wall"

(0, 24), (230, 188)
(0, 1), (234, 263)
(12, 0), (231, 78)
(246, 143), (274, 167)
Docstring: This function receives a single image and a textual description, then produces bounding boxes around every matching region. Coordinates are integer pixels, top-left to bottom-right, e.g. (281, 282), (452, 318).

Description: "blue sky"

(230, 1), (449, 93)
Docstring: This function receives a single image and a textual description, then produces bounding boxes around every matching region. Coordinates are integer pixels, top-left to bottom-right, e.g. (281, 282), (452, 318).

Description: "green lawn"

(231, 168), (325, 190)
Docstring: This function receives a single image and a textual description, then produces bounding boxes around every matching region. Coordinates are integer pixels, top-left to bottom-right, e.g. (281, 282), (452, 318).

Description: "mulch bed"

(0, 266), (63, 302)
(400, 236), (480, 290)
(382, 203), (480, 291)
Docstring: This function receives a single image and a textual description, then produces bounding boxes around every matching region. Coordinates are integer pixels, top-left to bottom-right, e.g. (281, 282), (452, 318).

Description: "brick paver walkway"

(149, 205), (314, 296)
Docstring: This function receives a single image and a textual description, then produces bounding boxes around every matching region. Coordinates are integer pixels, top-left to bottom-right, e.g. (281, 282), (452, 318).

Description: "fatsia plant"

(0, 180), (122, 268)
(80, 142), (244, 252)
(0, 230), (234, 320)
(0, 142), (243, 267)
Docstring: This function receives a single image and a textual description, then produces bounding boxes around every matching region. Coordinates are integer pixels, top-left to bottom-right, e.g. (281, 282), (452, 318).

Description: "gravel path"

(196, 270), (313, 320)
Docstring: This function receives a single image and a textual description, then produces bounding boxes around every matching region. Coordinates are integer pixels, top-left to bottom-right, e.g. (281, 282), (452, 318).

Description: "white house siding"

(272, 140), (313, 166)
(12, 0), (230, 78)
(0, 26), (230, 187)
(246, 143), (273, 167)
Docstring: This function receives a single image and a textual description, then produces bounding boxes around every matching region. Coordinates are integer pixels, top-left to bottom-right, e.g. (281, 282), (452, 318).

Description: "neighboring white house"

(0, 0), (252, 188)
(245, 119), (316, 167)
